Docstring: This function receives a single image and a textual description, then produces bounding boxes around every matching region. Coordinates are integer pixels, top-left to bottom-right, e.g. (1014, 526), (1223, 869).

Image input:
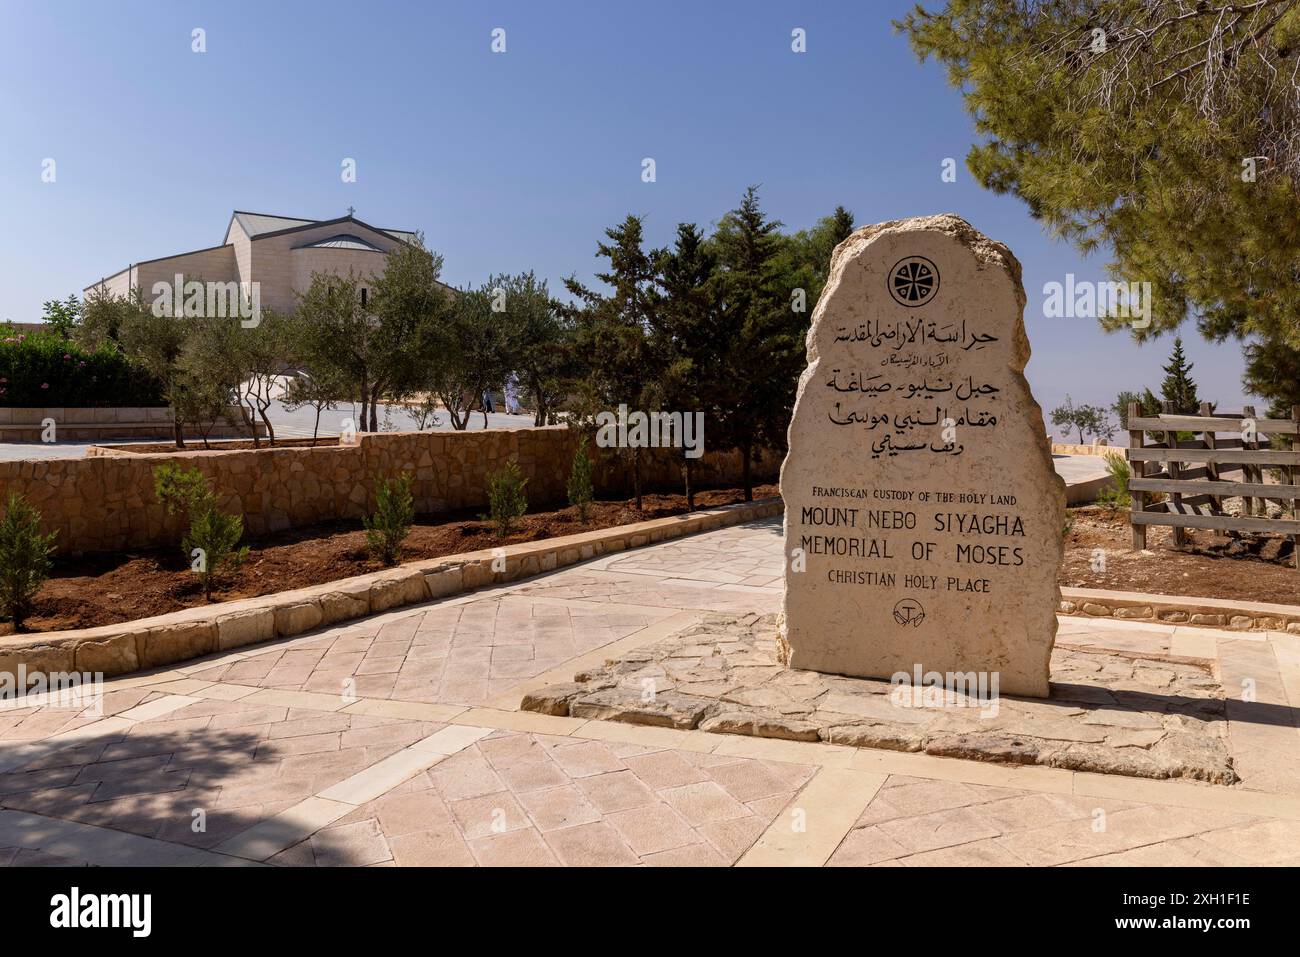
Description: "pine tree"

(1244, 336), (1300, 420)
(567, 436), (595, 523)
(778, 205), (855, 305)
(897, 1), (1300, 366)
(1160, 337), (1200, 414)
(711, 186), (791, 501)
(563, 216), (662, 510)
(1114, 389), (1160, 430)
(826, 206), (855, 242)
(0, 494), (57, 630)
(363, 472), (414, 567)
(652, 223), (720, 510)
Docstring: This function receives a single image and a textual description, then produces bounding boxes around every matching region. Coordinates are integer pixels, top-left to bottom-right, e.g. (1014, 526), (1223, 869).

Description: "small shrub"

(0, 494), (58, 629)
(412, 395), (441, 431)
(486, 459), (528, 537)
(185, 507), (249, 600)
(364, 472), (415, 566)
(152, 463), (247, 597)
(153, 462), (214, 520)
(0, 327), (164, 407)
(1096, 451), (1131, 513)
(567, 436), (594, 523)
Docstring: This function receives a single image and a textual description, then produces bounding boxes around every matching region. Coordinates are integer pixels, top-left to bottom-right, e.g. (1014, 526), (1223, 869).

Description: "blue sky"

(0, 0), (1250, 422)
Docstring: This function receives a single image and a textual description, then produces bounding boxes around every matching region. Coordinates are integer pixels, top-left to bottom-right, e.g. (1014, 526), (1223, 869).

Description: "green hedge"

(0, 329), (165, 407)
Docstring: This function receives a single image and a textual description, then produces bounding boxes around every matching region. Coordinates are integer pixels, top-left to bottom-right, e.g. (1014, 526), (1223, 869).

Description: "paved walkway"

(1052, 452), (1110, 484)
(2, 518), (1298, 866)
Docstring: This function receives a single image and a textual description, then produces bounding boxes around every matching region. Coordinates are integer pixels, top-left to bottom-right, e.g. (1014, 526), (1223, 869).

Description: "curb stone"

(1060, 586), (1300, 634)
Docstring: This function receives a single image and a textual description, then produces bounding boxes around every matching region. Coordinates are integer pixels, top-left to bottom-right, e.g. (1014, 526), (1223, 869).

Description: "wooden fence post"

(1292, 405), (1300, 569)
(1121, 403), (1298, 569)
(1163, 400), (1187, 546)
(1200, 400), (1220, 514)
(1128, 401), (1145, 551)
(1243, 404), (1258, 519)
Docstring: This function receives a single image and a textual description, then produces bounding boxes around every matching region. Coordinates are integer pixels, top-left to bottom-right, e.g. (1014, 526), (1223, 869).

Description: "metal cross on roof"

(346, 206), (355, 217)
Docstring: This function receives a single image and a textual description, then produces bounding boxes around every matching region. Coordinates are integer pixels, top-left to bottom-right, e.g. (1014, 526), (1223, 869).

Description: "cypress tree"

(711, 186), (791, 501)
(1160, 337), (1200, 414)
(652, 223), (720, 510)
(564, 216), (661, 510)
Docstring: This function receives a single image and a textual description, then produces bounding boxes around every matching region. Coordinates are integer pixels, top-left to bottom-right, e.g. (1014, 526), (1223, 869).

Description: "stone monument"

(780, 214), (1064, 697)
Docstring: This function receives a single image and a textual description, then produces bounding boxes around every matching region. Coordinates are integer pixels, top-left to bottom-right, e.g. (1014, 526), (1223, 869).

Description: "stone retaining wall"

(4, 426), (779, 554)
(0, 499), (784, 682)
(0, 407), (170, 424)
(0, 406), (255, 441)
(1050, 442), (1114, 457)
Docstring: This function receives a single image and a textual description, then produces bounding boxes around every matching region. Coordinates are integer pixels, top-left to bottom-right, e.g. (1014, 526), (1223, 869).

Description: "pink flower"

(40, 383), (49, 389)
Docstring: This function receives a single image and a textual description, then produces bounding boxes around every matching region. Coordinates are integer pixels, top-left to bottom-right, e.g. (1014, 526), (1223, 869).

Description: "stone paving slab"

(824, 774), (1299, 867)
(260, 729), (816, 866)
(1, 516), (1297, 866)
(180, 595), (679, 708)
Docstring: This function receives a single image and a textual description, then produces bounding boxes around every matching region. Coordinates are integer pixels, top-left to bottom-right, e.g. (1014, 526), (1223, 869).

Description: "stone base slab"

(521, 612), (1237, 786)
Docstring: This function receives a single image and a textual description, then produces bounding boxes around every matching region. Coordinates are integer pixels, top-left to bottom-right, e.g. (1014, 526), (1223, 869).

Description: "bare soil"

(10, 484), (779, 634)
(1062, 506), (1299, 604)
(9, 494), (1298, 636)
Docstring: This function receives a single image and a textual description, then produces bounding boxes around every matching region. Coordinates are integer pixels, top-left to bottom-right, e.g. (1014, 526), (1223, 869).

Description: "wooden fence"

(1127, 401), (1300, 569)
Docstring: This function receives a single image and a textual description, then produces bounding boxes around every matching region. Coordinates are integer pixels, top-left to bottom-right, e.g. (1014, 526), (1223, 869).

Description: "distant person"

(504, 375), (521, 415)
(482, 390), (495, 414)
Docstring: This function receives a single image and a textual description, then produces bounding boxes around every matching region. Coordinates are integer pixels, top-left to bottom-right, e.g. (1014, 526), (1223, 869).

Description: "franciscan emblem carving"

(892, 597), (926, 627)
(888, 256), (939, 307)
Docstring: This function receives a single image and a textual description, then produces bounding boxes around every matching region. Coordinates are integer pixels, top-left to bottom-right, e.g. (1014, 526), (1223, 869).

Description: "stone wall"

(4, 426), (779, 555)
(0, 407), (255, 441)
(1051, 441), (1114, 457)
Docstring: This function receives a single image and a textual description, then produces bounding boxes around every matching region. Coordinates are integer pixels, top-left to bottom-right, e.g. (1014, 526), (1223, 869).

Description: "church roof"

(224, 210), (418, 247)
(232, 212), (318, 238)
(88, 211), (428, 294)
(295, 233), (384, 252)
